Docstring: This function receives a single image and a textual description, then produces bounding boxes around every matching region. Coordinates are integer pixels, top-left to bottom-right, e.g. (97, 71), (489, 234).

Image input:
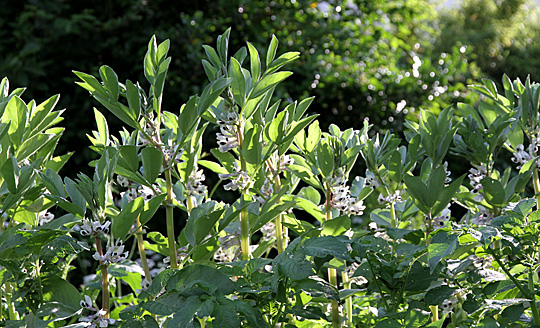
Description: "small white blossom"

(80, 295), (95, 310)
(443, 161), (452, 184)
(468, 164), (486, 201)
(511, 143), (538, 169)
(216, 111), (239, 152)
(279, 155), (294, 171)
(377, 191), (402, 204)
(79, 220), (111, 237)
(433, 207), (451, 230)
(117, 175), (129, 188)
(140, 277), (151, 290)
(254, 178), (274, 204)
(219, 163), (251, 191)
(345, 262), (368, 286)
(364, 171), (380, 189)
(186, 169), (207, 196)
(121, 188), (138, 202)
(163, 141), (185, 165)
(79, 308), (116, 328)
(329, 175), (365, 215)
(137, 185), (156, 201)
(260, 222), (276, 243)
(441, 297), (458, 315)
(38, 211), (54, 225)
(93, 240), (129, 265)
(470, 205), (493, 226)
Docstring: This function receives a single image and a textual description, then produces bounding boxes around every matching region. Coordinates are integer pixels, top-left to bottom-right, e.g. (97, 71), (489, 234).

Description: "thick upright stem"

(533, 170), (540, 210)
(430, 305), (439, 322)
(274, 174), (287, 253)
(240, 205), (250, 260)
(95, 237), (110, 317)
(236, 121), (251, 260)
(326, 187), (341, 328)
(390, 202), (397, 228)
(136, 215), (152, 281)
(529, 271), (540, 325)
(5, 283), (18, 320)
(342, 271), (353, 327)
(165, 169), (178, 269)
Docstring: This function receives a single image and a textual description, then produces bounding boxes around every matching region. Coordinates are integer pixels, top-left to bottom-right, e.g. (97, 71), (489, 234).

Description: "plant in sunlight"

(3, 28), (540, 328)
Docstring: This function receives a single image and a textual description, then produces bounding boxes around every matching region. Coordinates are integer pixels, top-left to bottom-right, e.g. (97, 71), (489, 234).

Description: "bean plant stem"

(529, 271), (540, 324)
(429, 305), (439, 322)
(390, 202), (397, 228)
(5, 283), (18, 320)
(238, 124), (250, 260)
(342, 271), (353, 327)
(489, 248), (540, 325)
(274, 174), (286, 253)
(165, 168), (178, 269)
(533, 170), (540, 210)
(186, 195), (207, 327)
(326, 187), (341, 328)
(136, 215), (152, 281)
(95, 237), (110, 317)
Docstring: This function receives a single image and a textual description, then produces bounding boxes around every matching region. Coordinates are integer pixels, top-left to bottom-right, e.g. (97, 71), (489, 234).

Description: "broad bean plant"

(1, 29), (540, 327)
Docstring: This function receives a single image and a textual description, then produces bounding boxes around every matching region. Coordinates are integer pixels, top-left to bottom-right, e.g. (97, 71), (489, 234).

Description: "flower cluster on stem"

(79, 295), (116, 327)
(468, 164), (486, 202)
(218, 163), (250, 191)
(329, 174), (366, 215)
(216, 111), (240, 152)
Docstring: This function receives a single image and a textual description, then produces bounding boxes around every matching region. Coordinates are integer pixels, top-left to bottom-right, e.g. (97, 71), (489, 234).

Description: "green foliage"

(6, 28), (540, 328)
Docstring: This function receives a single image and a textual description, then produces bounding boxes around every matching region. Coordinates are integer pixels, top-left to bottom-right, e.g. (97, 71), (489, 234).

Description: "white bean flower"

(93, 240), (129, 265)
(186, 169), (207, 196)
(117, 175), (129, 188)
(38, 210), (54, 225)
(216, 111), (240, 152)
(218, 163), (251, 191)
(79, 220), (111, 237)
(329, 174), (365, 215)
(79, 309), (116, 328)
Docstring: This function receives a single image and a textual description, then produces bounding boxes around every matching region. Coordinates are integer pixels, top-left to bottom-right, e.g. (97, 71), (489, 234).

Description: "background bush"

(0, 0), (487, 177)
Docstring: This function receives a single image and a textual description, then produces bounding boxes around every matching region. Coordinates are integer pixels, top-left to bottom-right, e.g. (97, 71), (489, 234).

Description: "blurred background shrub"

(0, 0), (537, 177)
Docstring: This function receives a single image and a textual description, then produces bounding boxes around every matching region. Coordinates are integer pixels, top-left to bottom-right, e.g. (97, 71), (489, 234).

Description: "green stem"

(533, 170), (540, 210)
(165, 169), (178, 269)
(329, 268), (340, 327)
(325, 186), (341, 328)
(240, 204), (250, 260)
(136, 215), (152, 281)
(429, 305), (439, 322)
(342, 271), (353, 327)
(237, 120), (251, 261)
(5, 283), (18, 320)
(95, 237), (110, 317)
(274, 173), (286, 254)
(489, 248), (540, 325)
(198, 316), (206, 328)
(390, 202), (397, 228)
(529, 271), (540, 325)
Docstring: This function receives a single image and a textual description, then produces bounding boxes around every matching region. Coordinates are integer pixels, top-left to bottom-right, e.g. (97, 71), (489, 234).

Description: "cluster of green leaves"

(5, 28), (540, 328)
(0, 78), (83, 326)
